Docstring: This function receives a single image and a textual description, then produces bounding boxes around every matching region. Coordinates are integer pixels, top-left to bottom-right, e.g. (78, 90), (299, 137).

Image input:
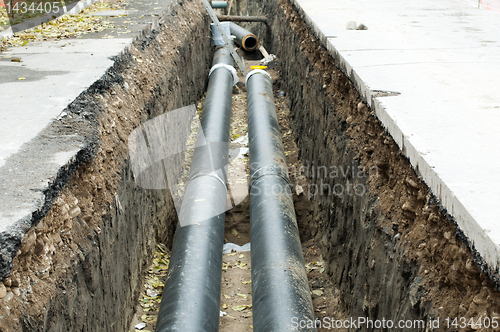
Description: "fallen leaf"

(241, 280), (252, 284)
(312, 290), (324, 296)
(315, 305), (327, 311)
(18, 77), (26, 80)
(231, 228), (238, 236)
(223, 294), (231, 299)
(11, 58), (21, 62)
(222, 303), (228, 309)
(238, 254), (244, 258)
(232, 304), (252, 311)
(236, 293), (248, 299)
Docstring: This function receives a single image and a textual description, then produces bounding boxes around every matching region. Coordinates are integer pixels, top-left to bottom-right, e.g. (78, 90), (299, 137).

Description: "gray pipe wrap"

(230, 22), (259, 51)
(247, 72), (317, 332)
(155, 46), (234, 332)
(211, 1), (227, 8)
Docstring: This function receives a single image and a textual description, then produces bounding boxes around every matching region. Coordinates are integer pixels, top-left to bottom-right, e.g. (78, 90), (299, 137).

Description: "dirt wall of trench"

(0, 1), (212, 331)
(239, 0), (500, 330)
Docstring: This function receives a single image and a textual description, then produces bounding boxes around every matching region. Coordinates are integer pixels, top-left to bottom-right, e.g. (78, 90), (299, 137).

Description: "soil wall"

(238, 0), (500, 330)
(0, 0), (212, 330)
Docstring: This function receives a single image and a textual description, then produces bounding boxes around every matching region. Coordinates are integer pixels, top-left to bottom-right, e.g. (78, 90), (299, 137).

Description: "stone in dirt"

(3, 291), (14, 302)
(0, 282), (6, 299)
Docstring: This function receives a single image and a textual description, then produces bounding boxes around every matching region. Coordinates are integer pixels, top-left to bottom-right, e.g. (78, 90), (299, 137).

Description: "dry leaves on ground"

(1, 0), (126, 48)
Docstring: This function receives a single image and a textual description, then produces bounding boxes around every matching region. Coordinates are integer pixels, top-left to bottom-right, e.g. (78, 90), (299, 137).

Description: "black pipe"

(155, 47), (234, 332)
(229, 22), (259, 52)
(246, 70), (317, 332)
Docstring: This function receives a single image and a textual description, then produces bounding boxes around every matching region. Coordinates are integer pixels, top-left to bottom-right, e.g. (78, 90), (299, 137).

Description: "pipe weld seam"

(245, 69), (272, 87)
(188, 171), (228, 191)
(249, 166), (291, 188)
(209, 63), (239, 86)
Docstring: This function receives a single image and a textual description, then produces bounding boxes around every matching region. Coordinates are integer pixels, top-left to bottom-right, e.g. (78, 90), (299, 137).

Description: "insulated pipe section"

(246, 70), (317, 332)
(211, 1), (227, 8)
(229, 22), (258, 52)
(155, 47), (234, 332)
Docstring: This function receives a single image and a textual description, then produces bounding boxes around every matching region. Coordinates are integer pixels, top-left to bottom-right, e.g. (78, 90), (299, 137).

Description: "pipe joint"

(209, 63), (239, 86)
(250, 165), (291, 188)
(188, 170), (227, 190)
(245, 69), (272, 87)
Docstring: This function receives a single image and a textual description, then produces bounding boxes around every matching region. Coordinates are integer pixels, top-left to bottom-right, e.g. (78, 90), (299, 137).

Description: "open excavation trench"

(128, 59), (347, 332)
(1, 0), (500, 331)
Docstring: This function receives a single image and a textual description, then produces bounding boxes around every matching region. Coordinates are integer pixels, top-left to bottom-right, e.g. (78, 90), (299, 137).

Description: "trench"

(2, 0), (500, 331)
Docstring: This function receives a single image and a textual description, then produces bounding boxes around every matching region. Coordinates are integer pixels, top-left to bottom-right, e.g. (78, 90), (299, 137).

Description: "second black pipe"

(246, 70), (317, 332)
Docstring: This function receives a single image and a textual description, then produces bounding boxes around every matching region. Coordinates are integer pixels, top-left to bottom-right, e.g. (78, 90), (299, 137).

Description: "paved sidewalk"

(292, 0), (500, 274)
(0, 0), (173, 168)
(0, 38), (130, 168)
(0, 0), (174, 277)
